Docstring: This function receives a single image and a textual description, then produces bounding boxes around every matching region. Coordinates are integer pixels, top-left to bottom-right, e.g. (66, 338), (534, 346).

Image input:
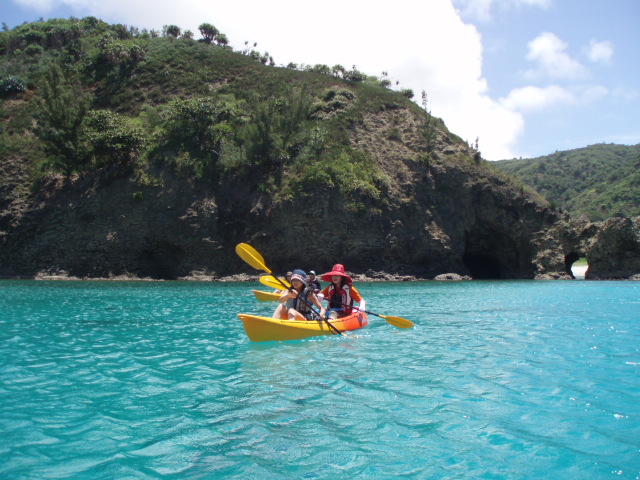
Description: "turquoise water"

(1, 280), (639, 479)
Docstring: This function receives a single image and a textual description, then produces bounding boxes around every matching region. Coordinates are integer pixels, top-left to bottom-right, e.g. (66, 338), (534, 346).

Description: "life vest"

(291, 287), (313, 315)
(326, 283), (353, 313)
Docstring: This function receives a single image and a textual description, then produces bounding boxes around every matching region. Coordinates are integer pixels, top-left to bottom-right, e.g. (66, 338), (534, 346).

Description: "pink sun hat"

(320, 264), (352, 283)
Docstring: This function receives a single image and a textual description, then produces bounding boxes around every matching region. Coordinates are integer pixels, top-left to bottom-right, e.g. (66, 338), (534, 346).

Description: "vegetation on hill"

(0, 16), (540, 223)
(0, 17), (446, 208)
(1, 18), (577, 280)
(494, 144), (640, 221)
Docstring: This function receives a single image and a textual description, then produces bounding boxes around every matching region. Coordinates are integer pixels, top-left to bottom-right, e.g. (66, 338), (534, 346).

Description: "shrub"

(198, 23), (219, 44)
(164, 25), (181, 38)
(399, 88), (414, 99)
(387, 127), (401, 141)
(84, 110), (145, 168)
(284, 148), (387, 212)
(0, 76), (26, 97)
(24, 44), (44, 56)
(344, 67), (365, 82)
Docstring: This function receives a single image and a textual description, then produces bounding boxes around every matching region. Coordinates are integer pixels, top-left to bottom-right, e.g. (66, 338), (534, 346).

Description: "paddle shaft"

(327, 300), (414, 329)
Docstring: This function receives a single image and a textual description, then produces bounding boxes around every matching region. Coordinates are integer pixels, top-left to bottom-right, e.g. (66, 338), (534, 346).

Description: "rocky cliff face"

(0, 171), (228, 279)
(530, 215), (640, 280)
(581, 217), (640, 280)
(258, 154), (559, 280)
(1, 106), (638, 281)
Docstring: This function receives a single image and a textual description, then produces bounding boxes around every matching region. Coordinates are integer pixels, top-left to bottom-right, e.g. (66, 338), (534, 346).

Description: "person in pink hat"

(320, 264), (366, 319)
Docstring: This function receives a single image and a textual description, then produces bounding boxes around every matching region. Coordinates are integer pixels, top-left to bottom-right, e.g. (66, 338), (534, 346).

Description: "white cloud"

(453, 0), (551, 22)
(524, 32), (588, 80)
(500, 85), (575, 111)
(574, 85), (608, 103)
(500, 84), (608, 113)
(585, 39), (614, 64)
(453, 0), (494, 21)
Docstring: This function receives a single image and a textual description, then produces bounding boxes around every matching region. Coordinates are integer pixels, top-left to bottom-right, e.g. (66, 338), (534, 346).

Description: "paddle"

(235, 243), (342, 336)
(355, 308), (414, 329)
(326, 299), (414, 329)
(260, 275), (291, 289)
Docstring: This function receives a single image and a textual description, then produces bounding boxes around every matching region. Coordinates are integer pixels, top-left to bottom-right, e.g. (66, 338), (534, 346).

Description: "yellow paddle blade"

(235, 243), (272, 274)
(252, 290), (282, 302)
(260, 275), (291, 289)
(381, 315), (414, 329)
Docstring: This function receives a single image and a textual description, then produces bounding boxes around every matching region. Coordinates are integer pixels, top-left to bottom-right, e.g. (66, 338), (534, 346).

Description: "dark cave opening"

(463, 253), (502, 279)
(138, 242), (184, 280)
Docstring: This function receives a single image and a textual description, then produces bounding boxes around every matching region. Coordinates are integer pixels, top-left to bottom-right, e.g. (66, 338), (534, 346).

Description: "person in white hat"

(308, 270), (321, 294)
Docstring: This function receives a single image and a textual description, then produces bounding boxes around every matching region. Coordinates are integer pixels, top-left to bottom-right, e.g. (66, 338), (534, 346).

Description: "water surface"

(1, 280), (639, 479)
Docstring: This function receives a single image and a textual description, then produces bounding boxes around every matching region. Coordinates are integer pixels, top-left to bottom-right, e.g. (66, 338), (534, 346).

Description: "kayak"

(252, 290), (281, 302)
(237, 310), (369, 342)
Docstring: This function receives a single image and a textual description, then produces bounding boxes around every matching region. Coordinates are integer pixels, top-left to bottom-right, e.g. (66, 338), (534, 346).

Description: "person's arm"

(350, 285), (362, 302)
(351, 286), (365, 311)
(279, 289), (297, 303)
(311, 293), (326, 319)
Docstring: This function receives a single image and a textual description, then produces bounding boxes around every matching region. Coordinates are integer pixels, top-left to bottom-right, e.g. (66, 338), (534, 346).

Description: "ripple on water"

(1, 280), (639, 479)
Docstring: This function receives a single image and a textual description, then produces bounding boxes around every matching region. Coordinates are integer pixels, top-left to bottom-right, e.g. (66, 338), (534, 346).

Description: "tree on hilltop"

(215, 33), (229, 47)
(164, 25), (181, 38)
(199, 23), (219, 44)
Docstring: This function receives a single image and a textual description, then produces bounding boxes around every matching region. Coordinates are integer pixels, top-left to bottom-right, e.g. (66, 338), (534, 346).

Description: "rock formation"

(1, 104), (638, 281)
(581, 217), (640, 279)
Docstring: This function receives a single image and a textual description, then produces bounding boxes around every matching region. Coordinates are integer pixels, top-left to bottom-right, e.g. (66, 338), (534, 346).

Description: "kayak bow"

(252, 290), (282, 302)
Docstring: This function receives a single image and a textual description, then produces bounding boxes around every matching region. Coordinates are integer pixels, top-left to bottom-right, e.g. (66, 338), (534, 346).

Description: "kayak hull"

(252, 290), (281, 302)
(237, 311), (368, 342)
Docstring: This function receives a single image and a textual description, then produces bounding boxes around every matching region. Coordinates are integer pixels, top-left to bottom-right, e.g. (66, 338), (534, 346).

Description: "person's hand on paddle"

(278, 288), (297, 303)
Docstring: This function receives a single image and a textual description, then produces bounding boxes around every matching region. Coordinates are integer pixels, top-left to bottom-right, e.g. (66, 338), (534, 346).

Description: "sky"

(2, 0), (639, 160)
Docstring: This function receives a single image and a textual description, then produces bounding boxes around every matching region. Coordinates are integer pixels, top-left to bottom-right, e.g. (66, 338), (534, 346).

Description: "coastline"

(3, 272), (429, 282)
(2, 265), (638, 282)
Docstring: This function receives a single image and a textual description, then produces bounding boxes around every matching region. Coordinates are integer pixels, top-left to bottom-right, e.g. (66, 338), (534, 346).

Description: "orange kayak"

(237, 310), (368, 342)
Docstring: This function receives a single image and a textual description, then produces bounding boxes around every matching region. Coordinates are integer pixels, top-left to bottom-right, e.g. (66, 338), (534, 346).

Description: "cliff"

(0, 113), (570, 281)
(1, 18), (638, 281)
(2, 105), (638, 281)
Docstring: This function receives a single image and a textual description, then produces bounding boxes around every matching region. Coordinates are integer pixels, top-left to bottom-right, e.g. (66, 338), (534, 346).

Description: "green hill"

(3, 17), (567, 280)
(0, 16), (451, 207)
(494, 144), (640, 221)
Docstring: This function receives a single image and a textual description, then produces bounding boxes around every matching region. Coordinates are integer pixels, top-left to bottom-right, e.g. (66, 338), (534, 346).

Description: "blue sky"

(2, 0), (639, 160)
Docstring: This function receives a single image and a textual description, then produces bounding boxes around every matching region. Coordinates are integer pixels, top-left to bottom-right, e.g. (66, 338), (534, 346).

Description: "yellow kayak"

(252, 290), (282, 302)
(237, 311), (369, 342)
